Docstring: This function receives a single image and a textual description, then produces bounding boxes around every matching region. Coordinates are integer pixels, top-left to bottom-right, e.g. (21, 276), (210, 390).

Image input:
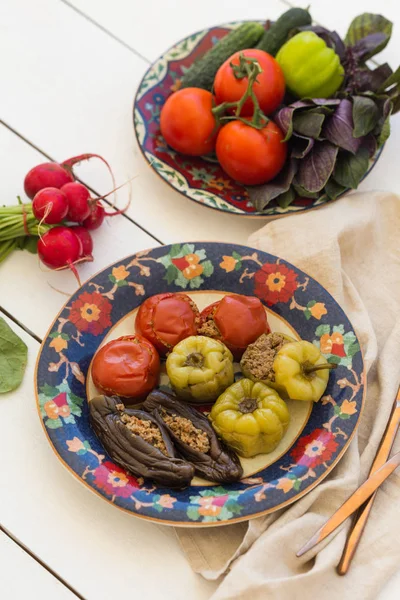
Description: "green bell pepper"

(276, 31), (344, 98)
(166, 335), (234, 403)
(209, 379), (290, 458)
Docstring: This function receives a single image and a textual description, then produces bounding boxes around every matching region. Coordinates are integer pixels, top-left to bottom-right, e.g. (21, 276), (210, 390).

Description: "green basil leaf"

(378, 116), (391, 146)
(276, 187), (296, 209)
(296, 141), (339, 193)
(345, 13), (392, 49)
(325, 178), (347, 200)
(0, 317), (28, 393)
(292, 182), (319, 199)
(333, 147), (370, 189)
(378, 66), (400, 93)
(293, 111), (325, 138)
(352, 96), (380, 137)
(247, 160), (297, 211)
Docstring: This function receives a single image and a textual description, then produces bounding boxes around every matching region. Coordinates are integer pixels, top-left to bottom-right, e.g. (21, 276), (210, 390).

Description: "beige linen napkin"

(176, 191), (400, 599)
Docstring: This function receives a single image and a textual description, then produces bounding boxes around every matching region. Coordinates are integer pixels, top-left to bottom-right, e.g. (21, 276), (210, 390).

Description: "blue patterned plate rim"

(35, 242), (366, 526)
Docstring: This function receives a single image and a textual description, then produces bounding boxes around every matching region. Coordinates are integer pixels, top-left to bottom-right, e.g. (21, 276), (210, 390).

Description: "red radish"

(38, 226), (82, 284)
(24, 153), (115, 200)
(70, 226), (93, 259)
(32, 188), (69, 224)
(24, 163), (73, 199)
(82, 203), (105, 230)
(62, 182), (92, 222)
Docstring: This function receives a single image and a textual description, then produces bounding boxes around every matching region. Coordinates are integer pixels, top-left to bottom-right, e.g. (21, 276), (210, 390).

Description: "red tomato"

(199, 294), (270, 359)
(135, 293), (200, 355)
(216, 120), (287, 185)
(91, 334), (160, 400)
(160, 88), (218, 156)
(214, 49), (285, 117)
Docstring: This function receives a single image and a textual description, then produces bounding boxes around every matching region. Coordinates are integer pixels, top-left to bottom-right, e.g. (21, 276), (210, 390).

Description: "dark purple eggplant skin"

(89, 395), (194, 489)
(143, 390), (243, 483)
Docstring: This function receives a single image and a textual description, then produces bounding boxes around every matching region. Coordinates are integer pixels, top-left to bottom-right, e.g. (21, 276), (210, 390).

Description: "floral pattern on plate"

(36, 243), (365, 525)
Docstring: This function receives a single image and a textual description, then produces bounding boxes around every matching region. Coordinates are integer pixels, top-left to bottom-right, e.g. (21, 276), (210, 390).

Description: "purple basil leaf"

(293, 110), (326, 138)
(297, 141), (339, 193)
(352, 95), (380, 137)
(274, 106), (295, 140)
(325, 178), (347, 200)
(352, 32), (389, 61)
(292, 181), (319, 199)
(246, 160), (298, 211)
(323, 99), (361, 154)
(291, 134), (315, 159)
(355, 64), (393, 93)
(360, 133), (378, 157)
(333, 147), (370, 188)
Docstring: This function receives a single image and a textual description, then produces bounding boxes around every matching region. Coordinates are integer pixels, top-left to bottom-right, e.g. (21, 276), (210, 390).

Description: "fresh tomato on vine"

(135, 293), (200, 355)
(160, 88), (218, 156)
(214, 49), (285, 117)
(216, 119), (287, 185)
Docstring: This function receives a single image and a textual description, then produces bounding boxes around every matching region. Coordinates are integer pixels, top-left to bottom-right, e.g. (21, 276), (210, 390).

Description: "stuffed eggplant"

(143, 389), (243, 483)
(89, 395), (194, 489)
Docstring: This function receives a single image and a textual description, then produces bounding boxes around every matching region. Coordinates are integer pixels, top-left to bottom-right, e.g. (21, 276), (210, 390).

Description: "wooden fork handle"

(337, 394), (400, 575)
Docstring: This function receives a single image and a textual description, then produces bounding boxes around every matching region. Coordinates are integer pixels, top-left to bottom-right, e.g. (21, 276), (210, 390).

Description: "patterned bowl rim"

(132, 20), (384, 219)
(34, 242), (367, 527)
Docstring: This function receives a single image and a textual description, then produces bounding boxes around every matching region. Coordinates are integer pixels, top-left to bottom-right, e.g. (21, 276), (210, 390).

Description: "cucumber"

(256, 8), (312, 55)
(180, 22), (265, 91)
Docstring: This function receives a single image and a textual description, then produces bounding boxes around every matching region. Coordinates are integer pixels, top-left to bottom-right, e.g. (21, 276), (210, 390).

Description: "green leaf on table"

(0, 317), (28, 393)
(333, 147), (370, 189)
(345, 13), (392, 49)
(293, 110), (325, 139)
(352, 96), (380, 138)
(296, 141), (339, 193)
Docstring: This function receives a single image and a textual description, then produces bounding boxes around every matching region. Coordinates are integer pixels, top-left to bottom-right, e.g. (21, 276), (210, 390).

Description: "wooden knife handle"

(337, 391), (400, 575)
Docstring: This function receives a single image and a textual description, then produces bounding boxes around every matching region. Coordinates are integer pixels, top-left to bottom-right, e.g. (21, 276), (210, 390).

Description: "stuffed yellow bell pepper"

(166, 336), (234, 404)
(209, 379), (290, 458)
(241, 333), (335, 402)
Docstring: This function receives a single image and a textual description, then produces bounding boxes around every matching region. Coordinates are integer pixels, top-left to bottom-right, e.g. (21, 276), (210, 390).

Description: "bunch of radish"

(0, 153), (127, 284)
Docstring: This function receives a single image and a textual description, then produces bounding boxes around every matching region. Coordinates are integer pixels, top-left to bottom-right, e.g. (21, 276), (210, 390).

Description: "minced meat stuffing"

(197, 318), (220, 339)
(241, 333), (287, 382)
(121, 413), (167, 455)
(161, 410), (210, 453)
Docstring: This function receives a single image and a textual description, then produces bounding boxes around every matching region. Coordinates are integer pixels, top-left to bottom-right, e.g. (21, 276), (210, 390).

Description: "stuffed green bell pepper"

(209, 379), (290, 458)
(276, 31), (344, 98)
(166, 335), (234, 404)
(241, 333), (335, 402)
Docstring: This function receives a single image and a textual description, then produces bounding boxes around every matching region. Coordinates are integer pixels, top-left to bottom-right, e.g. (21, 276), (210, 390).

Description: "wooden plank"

(0, 314), (217, 600)
(0, 124), (158, 339)
(0, 0), (264, 246)
(1, 531), (79, 600)
(65, 0), (287, 61)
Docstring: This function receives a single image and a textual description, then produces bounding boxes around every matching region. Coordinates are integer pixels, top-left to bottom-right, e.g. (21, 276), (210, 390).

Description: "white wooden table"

(1, 1), (399, 598)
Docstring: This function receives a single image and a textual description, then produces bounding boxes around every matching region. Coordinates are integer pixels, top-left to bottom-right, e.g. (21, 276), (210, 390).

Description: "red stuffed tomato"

(160, 88), (218, 156)
(91, 334), (160, 400)
(135, 293), (200, 355)
(198, 294), (270, 359)
(214, 49), (285, 117)
(216, 120), (287, 185)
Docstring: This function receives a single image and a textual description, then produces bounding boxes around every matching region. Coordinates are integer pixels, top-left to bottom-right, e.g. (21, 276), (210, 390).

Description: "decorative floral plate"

(133, 21), (382, 218)
(36, 243), (365, 526)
